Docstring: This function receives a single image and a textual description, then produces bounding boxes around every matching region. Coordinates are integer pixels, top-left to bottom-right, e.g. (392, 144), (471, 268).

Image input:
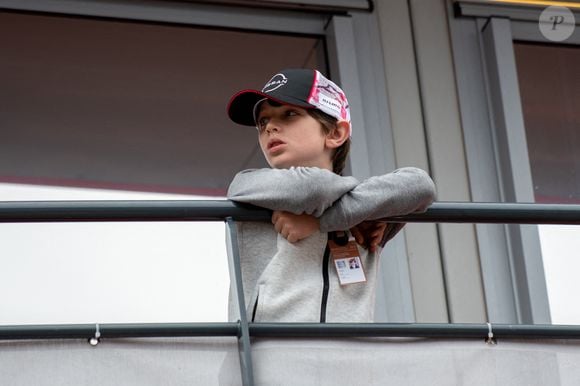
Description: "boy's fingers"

(371, 228), (384, 237)
(274, 219), (283, 234)
(271, 211), (280, 224)
(370, 222), (387, 236)
(371, 226), (387, 250)
(350, 227), (364, 245)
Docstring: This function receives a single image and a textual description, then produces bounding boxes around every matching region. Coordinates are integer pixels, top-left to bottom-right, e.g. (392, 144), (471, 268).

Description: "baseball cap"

(227, 68), (351, 135)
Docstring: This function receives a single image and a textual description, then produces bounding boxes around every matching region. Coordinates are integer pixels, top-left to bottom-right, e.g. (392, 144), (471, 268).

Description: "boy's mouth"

(267, 139), (286, 151)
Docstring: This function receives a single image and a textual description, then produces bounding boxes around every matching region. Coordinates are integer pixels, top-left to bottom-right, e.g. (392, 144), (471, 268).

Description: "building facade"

(1, 0), (580, 327)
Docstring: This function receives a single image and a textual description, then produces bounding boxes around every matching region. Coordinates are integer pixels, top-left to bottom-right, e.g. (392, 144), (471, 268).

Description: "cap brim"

(227, 89), (314, 126)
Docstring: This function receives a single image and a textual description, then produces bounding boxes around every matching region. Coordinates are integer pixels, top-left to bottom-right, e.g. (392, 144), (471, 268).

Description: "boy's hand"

(350, 221), (387, 253)
(272, 210), (320, 243)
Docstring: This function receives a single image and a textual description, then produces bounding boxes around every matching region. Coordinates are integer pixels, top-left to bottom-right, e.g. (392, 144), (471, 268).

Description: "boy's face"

(255, 101), (333, 170)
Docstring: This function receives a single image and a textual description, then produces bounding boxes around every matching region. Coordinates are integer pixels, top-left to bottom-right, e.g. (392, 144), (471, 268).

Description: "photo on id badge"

(329, 238), (366, 285)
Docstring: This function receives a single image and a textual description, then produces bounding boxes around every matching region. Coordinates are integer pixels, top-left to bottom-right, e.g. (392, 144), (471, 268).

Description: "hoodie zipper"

(321, 231), (349, 323)
(319, 238), (331, 323)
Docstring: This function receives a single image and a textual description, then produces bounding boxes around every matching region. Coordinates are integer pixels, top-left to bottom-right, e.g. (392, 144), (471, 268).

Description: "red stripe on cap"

(306, 69), (318, 103)
(226, 88), (261, 114)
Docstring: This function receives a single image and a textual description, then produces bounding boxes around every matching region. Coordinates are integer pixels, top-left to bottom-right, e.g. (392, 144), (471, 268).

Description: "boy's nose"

(265, 122), (280, 134)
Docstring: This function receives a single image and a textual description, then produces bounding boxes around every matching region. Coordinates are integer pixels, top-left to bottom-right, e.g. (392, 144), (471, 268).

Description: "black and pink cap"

(227, 68), (351, 135)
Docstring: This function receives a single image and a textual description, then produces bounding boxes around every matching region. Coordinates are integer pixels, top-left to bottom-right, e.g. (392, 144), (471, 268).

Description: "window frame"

(0, 0), (412, 322)
(450, 5), (580, 324)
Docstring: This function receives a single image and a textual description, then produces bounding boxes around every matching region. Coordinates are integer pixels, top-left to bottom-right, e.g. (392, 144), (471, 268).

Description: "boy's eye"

(257, 117), (268, 132)
(255, 108), (300, 133)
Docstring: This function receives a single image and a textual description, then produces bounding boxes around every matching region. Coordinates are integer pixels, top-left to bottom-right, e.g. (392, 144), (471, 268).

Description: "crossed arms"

(227, 166), (436, 248)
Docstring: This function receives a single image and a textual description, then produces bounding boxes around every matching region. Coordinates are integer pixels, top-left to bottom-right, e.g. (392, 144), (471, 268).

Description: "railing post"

(225, 217), (255, 386)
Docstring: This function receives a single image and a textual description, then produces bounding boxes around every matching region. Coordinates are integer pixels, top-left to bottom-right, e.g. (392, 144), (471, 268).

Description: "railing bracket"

(89, 323), (101, 346)
(485, 322), (497, 345)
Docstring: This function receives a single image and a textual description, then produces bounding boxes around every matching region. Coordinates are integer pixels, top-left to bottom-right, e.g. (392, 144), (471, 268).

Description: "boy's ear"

(325, 120), (350, 149)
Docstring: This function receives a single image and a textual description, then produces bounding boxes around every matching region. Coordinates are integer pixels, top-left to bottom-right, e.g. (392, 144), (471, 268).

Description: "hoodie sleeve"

(227, 167), (359, 217)
(318, 167), (436, 232)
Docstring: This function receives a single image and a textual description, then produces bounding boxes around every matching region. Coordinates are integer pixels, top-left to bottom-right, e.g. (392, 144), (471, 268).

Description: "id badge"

(328, 237), (367, 285)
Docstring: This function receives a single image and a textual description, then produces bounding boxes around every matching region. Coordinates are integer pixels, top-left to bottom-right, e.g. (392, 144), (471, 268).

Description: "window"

(1, 11), (326, 193)
(0, 10), (326, 324)
(514, 41), (580, 324)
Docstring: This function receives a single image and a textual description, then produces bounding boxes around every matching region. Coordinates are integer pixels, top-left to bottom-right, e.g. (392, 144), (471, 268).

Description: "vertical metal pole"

(481, 18), (551, 324)
(225, 217), (255, 386)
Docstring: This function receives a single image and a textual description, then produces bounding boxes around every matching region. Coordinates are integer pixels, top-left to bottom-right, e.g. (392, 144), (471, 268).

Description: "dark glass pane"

(0, 12), (326, 195)
(514, 42), (580, 204)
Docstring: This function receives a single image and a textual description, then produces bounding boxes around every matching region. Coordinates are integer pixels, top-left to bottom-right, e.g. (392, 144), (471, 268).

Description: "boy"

(226, 68), (435, 323)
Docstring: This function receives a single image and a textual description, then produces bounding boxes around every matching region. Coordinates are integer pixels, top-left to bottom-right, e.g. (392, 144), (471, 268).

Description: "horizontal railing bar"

(0, 200), (580, 224)
(0, 200), (270, 223)
(395, 202), (580, 224)
(0, 323), (239, 340)
(250, 323), (580, 339)
(2, 322), (580, 340)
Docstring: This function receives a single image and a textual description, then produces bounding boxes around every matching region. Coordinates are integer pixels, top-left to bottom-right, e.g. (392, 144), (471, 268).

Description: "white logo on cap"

(262, 73), (288, 93)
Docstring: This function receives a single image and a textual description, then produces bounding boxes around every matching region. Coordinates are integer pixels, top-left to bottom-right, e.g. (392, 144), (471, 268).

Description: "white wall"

(0, 183), (229, 324)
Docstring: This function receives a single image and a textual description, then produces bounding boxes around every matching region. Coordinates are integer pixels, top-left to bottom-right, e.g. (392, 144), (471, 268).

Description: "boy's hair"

(307, 108), (350, 176)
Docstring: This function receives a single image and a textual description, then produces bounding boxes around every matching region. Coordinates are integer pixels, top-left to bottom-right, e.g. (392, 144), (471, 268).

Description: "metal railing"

(2, 200), (580, 385)
(2, 200), (580, 224)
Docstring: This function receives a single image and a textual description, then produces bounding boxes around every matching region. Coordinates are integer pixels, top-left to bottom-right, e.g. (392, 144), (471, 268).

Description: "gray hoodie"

(227, 166), (435, 323)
